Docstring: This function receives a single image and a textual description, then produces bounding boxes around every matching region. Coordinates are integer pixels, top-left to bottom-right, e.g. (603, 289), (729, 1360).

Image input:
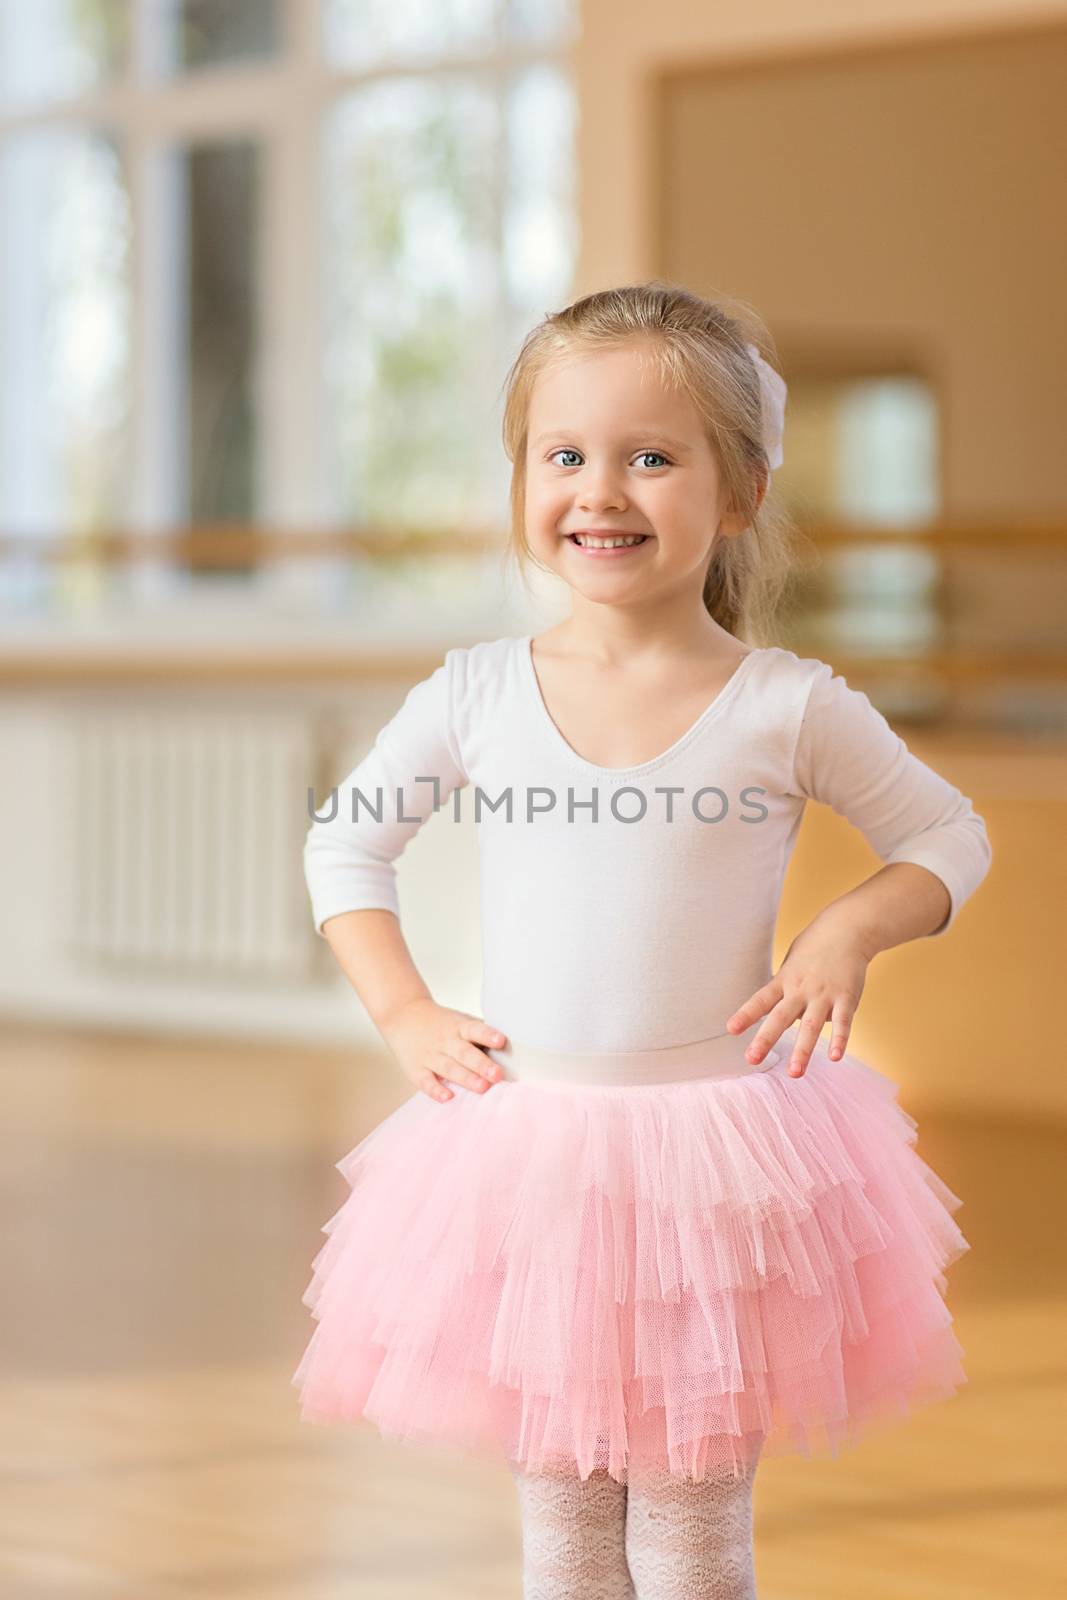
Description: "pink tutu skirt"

(291, 1023), (970, 1484)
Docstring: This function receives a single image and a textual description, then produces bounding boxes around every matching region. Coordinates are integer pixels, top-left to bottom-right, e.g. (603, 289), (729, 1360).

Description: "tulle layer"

(291, 1041), (970, 1484)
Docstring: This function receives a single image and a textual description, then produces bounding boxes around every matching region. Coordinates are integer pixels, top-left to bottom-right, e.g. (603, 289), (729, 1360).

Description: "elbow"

(301, 827), (401, 928)
(302, 824), (330, 893)
(948, 810), (994, 921)
(971, 810), (994, 888)
(943, 800), (994, 893)
(946, 812), (994, 932)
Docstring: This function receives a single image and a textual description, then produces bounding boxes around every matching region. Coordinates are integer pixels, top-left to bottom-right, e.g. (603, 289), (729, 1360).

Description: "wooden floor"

(2, 1020), (1064, 1599)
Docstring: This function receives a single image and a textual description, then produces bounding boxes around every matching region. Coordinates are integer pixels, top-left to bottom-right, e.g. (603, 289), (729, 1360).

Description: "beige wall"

(577, 3), (1067, 519)
(577, 0), (1067, 287)
(657, 28), (1067, 518)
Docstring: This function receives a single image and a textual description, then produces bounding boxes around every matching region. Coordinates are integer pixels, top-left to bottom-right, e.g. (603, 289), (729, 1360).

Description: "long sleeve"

(304, 650), (468, 936)
(786, 660), (992, 936)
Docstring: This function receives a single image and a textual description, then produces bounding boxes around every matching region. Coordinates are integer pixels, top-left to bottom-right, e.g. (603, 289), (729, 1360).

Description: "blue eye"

(546, 449), (671, 469)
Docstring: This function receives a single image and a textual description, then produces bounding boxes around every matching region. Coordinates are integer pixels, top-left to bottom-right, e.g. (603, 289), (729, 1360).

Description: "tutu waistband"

(485, 1022), (782, 1088)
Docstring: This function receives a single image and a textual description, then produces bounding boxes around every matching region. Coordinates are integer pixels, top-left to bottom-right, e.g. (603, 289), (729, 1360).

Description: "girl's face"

(524, 341), (749, 608)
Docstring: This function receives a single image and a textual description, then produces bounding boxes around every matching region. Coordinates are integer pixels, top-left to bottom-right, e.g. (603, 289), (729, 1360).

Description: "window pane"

(168, 0), (280, 73)
(323, 63), (578, 533)
(498, 62), (578, 518)
(0, 0), (128, 108)
(835, 378), (939, 527)
(504, 62), (577, 316)
(778, 374), (940, 528)
(323, 78), (502, 530)
(777, 375), (942, 659)
(506, 0), (580, 46)
(323, 0), (497, 71)
(182, 141), (260, 526)
(0, 129), (131, 537)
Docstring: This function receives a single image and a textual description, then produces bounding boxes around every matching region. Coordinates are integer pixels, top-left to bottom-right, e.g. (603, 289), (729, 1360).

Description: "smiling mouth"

(565, 533), (652, 550)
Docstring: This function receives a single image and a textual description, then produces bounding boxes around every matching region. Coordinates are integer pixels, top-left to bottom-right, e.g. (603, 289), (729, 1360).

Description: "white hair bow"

(745, 342), (787, 472)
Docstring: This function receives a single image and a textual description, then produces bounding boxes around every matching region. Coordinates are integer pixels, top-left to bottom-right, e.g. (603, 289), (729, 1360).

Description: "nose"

(577, 467), (628, 514)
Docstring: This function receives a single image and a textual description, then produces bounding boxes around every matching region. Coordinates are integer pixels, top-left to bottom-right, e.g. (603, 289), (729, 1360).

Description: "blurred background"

(2, 2), (1064, 1596)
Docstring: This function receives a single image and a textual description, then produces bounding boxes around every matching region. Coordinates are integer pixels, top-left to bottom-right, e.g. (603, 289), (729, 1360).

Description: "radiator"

(66, 703), (320, 980)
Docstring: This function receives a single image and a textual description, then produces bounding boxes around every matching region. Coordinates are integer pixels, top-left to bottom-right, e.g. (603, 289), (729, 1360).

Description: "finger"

(450, 1039), (502, 1090)
(429, 1053), (467, 1096)
(459, 1017), (507, 1050)
(744, 997), (804, 1062)
(422, 1070), (453, 1104)
(436, 1048), (494, 1096)
(826, 1000), (855, 1062)
(786, 1006), (831, 1077)
(727, 982), (782, 1033)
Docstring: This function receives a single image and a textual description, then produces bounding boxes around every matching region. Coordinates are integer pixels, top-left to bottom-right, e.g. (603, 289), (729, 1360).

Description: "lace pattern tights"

(509, 1448), (760, 1599)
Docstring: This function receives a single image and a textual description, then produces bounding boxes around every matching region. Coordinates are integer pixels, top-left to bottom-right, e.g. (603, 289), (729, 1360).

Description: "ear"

(718, 471), (767, 538)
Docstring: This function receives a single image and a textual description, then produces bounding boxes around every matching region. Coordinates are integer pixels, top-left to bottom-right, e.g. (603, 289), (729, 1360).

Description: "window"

(777, 373), (940, 530)
(775, 372), (942, 657)
(0, 0), (578, 574)
(0, 123), (132, 540)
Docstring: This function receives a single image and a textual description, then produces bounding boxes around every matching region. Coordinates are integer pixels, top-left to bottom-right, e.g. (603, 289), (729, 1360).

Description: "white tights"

(509, 1448), (760, 1600)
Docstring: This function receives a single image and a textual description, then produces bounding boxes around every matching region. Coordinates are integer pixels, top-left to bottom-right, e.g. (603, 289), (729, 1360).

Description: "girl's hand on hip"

(724, 913), (871, 1077)
(378, 997), (507, 1103)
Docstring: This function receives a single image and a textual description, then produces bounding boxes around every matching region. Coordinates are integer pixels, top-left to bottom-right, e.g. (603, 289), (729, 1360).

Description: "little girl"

(292, 282), (992, 1599)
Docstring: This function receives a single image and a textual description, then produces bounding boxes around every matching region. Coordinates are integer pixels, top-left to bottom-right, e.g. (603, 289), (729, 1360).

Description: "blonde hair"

(499, 280), (807, 645)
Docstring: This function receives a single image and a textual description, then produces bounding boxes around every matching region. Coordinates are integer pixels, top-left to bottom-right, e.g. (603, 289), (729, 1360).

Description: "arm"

(816, 860), (951, 961)
(727, 660), (993, 1074)
(785, 661), (992, 954)
(306, 653), (506, 1098)
(319, 908), (435, 1036)
(305, 657), (466, 935)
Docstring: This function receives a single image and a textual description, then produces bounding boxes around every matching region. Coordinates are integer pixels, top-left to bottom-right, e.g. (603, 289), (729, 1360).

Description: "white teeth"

(572, 534), (647, 548)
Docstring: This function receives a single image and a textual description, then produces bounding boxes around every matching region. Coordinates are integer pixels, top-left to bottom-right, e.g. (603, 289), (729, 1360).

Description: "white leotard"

(304, 636), (992, 1053)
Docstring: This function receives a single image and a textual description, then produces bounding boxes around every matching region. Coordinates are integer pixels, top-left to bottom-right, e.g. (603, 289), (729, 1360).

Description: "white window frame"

(0, 0), (577, 542)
